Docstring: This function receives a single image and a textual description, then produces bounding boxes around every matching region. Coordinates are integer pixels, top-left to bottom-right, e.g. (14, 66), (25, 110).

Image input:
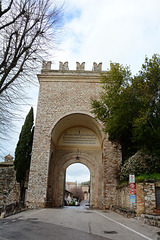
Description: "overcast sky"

(1, 0), (160, 181)
(54, 0), (160, 74)
(66, 163), (90, 183)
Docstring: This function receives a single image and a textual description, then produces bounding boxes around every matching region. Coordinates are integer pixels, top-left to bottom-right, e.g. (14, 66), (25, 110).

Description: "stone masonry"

(0, 156), (21, 217)
(0, 165), (20, 208)
(26, 61), (122, 209)
(115, 182), (159, 216)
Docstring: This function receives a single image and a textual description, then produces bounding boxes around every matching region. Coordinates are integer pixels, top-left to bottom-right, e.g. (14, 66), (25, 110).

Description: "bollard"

(1, 212), (5, 219)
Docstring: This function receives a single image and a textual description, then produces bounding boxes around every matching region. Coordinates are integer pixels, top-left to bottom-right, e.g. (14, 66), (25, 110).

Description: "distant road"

(0, 204), (159, 240)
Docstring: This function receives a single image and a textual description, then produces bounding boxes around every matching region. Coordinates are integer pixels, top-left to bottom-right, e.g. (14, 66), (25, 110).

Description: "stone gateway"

(26, 62), (122, 209)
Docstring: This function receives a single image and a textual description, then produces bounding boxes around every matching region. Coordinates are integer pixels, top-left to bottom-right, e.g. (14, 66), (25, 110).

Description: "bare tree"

(71, 186), (84, 202)
(0, 0), (62, 142)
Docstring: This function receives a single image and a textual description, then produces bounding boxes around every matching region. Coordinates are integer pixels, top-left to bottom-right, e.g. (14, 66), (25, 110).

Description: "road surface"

(0, 202), (159, 240)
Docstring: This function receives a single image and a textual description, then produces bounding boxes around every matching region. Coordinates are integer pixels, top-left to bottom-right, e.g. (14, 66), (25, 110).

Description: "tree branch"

(0, 0), (13, 17)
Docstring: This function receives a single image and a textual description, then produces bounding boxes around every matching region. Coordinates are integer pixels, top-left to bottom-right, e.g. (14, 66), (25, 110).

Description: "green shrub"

(135, 173), (160, 182)
(120, 151), (160, 181)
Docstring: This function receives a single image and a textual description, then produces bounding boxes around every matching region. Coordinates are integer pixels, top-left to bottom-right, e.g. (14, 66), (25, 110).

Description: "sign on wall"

(129, 174), (136, 203)
(130, 195), (136, 203)
(129, 174), (135, 184)
(57, 127), (100, 149)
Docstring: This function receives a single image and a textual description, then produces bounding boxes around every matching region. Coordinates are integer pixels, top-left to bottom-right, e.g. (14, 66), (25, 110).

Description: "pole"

(132, 203), (134, 218)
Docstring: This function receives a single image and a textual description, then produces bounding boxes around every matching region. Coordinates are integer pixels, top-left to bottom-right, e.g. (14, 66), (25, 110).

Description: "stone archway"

(26, 64), (122, 209)
(46, 113), (104, 208)
(47, 152), (100, 208)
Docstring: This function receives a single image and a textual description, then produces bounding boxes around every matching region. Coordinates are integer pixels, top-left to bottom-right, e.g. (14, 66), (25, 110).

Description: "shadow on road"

(0, 218), (112, 240)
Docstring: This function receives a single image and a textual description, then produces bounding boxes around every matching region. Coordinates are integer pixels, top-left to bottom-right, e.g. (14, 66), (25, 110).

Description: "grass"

(135, 172), (160, 182)
(120, 172), (160, 185)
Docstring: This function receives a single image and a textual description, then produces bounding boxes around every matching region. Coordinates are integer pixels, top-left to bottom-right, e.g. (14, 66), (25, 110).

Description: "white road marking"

(23, 208), (46, 218)
(94, 210), (153, 240)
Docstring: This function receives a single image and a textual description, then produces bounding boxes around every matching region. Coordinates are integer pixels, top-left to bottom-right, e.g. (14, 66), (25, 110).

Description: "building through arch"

(65, 163), (90, 202)
(26, 62), (121, 209)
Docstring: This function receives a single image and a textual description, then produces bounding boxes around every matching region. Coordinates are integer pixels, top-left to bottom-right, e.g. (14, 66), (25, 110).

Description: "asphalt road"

(0, 202), (159, 240)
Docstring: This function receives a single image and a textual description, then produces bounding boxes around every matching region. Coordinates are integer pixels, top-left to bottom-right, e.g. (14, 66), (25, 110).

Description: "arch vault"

(47, 113), (103, 208)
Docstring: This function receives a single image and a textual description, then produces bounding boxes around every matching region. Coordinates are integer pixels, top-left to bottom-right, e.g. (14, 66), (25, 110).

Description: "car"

(75, 201), (80, 206)
(85, 201), (89, 206)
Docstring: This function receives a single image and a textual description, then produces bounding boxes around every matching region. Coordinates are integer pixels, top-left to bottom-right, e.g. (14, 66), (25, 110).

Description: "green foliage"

(120, 173), (160, 185)
(14, 107), (34, 184)
(135, 173), (160, 182)
(131, 55), (160, 154)
(91, 63), (137, 160)
(120, 151), (160, 181)
(81, 180), (90, 185)
(91, 54), (160, 161)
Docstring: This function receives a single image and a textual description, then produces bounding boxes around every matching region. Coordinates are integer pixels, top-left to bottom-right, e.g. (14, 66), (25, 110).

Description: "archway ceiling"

(51, 113), (103, 145)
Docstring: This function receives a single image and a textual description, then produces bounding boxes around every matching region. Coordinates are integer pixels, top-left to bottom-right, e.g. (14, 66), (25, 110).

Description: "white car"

(75, 201), (80, 206)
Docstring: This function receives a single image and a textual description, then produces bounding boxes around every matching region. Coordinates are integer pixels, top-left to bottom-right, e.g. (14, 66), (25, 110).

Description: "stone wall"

(103, 137), (122, 208)
(115, 182), (158, 216)
(115, 185), (131, 209)
(0, 167), (20, 208)
(27, 70), (102, 207)
(137, 182), (156, 215)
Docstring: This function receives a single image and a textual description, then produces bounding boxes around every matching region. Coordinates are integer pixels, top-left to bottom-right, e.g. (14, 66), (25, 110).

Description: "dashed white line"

(94, 210), (153, 240)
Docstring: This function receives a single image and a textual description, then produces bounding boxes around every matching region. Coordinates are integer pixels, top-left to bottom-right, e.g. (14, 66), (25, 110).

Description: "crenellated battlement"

(41, 61), (104, 72)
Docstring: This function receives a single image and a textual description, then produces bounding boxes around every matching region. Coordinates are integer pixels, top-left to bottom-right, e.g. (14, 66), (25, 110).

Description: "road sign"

(130, 195), (136, 203)
(130, 183), (135, 189)
(130, 189), (136, 195)
(129, 174), (135, 183)
(129, 174), (136, 205)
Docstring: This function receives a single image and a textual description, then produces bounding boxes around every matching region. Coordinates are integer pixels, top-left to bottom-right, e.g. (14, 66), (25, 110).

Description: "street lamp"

(76, 149), (80, 160)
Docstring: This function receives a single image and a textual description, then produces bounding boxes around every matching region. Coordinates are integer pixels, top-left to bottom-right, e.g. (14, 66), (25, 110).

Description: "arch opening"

(65, 163), (90, 206)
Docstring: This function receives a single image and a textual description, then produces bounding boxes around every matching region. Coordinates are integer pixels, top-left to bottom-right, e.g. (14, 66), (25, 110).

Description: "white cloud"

(55, 0), (160, 74)
(66, 163), (90, 183)
(2, 0), (160, 163)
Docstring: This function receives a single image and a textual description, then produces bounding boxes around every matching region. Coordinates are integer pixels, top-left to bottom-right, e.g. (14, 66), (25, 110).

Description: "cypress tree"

(14, 107), (34, 204)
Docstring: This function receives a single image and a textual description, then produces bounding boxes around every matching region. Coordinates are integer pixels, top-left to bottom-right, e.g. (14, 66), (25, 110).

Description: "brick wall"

(136, 183), (144, 215)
